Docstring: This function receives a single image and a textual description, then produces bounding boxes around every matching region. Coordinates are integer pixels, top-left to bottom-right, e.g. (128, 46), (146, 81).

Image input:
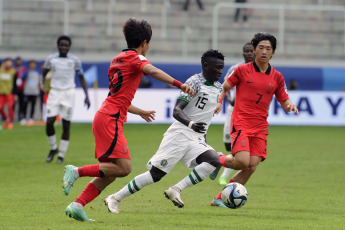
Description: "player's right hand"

(181, 84), (194, 96)
(191, 122), (207, 133)
(214, 103), (222, 115)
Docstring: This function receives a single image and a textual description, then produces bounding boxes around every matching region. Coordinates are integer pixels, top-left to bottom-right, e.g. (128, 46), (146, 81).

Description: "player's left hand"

(287, 104), (299, 115)
(140, 110), (156, 122)
(84, 97), (91, 109)
(181, 84), (194, 96)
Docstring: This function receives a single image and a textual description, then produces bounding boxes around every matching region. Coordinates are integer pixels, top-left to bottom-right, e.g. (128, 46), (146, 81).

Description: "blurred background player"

(62, 18), (194, 222)
(22, 60), (40, 126)
(0, 58), (17, 130)
(216, 42), (254, 186)
(104, 49), (224, 213)
(14, 56), (27, 123)
(43, 35), (90, 164)
(211, 32), (299, 207)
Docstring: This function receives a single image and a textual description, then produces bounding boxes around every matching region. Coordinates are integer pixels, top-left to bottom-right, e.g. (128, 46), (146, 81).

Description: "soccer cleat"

(7, 123), (13, 130)
(65, 202), (95, 222)
(104, 194), (120, 213)
(164, 187), (184, 208)
(209, 152), (224, 180)
(46, 148), (58, 162)
(218, 177), (228, 186)
(63, 165), (77, 195)
(57, 157), (64, 164)
(210, 198), (227, 208)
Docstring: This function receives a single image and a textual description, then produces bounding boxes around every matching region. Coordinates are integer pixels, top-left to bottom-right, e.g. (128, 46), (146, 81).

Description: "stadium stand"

(1, 0), (345, 61)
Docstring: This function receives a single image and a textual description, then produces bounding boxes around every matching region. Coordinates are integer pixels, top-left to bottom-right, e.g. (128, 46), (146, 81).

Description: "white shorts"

(46, 88), (75, 121)
(223, 105), (233, 143)
(147, 132), (214, 173)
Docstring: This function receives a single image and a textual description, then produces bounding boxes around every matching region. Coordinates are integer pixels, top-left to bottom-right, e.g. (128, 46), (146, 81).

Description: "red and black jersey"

(227, 61), (289, 134)
(98, 49), (151, 122)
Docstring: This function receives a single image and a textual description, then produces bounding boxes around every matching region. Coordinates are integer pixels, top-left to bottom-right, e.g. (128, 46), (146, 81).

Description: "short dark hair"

(57, 35), (72, 46)
(251, 32), (277, 51)
(201, 49), (225, 66)
(123, 18), (152, 48)
(242, 42), (253, 51)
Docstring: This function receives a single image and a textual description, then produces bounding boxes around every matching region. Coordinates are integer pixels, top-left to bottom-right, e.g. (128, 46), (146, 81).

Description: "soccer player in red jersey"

(210, 32), (299, 207)
(62, 18), (194, 221)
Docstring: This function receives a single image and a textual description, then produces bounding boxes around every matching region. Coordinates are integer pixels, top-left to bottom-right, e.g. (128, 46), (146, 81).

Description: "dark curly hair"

(251, 32), (277, 52)
(201, 49), (225, 67)
(123, 18), (152, 48)
(57, 35), (72, 46)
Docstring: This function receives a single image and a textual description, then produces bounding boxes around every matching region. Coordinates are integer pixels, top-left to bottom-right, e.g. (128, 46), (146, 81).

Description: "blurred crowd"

(0, 56), (54, 130)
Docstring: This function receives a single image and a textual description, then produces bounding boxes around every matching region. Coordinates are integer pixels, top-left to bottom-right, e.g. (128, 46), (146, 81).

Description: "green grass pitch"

(0, 123), (344, 230)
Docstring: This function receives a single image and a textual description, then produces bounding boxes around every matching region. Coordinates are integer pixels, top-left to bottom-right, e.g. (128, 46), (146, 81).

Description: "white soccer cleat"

(105, 195), (120, 214)
(164, 187), (184, 208)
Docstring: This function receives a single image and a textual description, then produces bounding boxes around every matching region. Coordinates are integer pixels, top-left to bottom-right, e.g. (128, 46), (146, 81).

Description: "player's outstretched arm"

(78, 74), (91, 109)
(128, 105), (156, 122)
(142, 64), (194, 96)
(280, 99), (299, 115)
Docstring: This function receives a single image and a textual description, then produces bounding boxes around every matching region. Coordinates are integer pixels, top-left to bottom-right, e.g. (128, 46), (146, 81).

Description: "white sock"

(58, 139), (69, 158)
(220, 168), (233, 179)
(114, 171), (154, 201)
(174, 162), (216, 191)
(47, 135), (57, 150)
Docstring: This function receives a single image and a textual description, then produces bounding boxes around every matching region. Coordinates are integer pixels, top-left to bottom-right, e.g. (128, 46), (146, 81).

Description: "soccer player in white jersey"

(42, 35), (90, 164)
(104, 49), (225, 213)
(212, 42), (254, 185)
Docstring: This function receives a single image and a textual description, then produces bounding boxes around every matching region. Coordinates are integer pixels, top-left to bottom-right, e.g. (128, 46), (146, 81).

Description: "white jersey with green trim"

(44, 53), (83, 90)
(164, 73), (222, 140)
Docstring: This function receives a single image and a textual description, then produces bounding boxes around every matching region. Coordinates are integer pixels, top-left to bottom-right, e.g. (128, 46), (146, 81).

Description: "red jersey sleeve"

(274, 72), (289, 102)
(227, 66), (241, 87)
(132, 54), (151, 76)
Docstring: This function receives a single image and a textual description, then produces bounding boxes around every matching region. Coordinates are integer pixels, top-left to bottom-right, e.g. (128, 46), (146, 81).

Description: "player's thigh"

(93, 112), (130, 161)
(182, 138), (214, 170)
(147, 134), (188, 173)
(59, 88), (75, 121)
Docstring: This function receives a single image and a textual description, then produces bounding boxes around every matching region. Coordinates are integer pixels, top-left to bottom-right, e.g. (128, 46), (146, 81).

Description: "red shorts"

(92, 111), (130, 162)
(231, 131), (267, 161)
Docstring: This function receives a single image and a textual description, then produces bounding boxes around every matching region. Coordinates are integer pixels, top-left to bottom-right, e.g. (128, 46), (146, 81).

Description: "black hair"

(251, 32), (277, 51)
(57, 35), (72, 46)
(201, 49), (225, 66)
(123, 18), (152, 48)
(242, 42), (253, 51)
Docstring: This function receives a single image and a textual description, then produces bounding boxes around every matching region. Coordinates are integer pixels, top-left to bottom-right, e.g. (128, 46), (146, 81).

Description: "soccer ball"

(221, 182), (248, 209)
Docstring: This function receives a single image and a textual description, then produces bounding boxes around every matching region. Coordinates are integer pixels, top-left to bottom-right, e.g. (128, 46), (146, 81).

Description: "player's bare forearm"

(78, 75), (90, 109)
(142, 64), (194, 96)
(129, 105), (156, 122)
(280, 99), (299, 115)
(173, 100), (191, 127)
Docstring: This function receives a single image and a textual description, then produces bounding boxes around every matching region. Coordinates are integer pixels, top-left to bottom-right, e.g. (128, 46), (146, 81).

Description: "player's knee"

(149, 166), (166, 182)
(207, 154), (220, 167)
(236, 159), (250, 169)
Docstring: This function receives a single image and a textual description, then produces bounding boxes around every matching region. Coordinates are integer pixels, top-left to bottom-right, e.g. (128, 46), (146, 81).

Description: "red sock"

(229, 179), (234, 183)
(78, 164), (100, 177)
(75, 183), (100, 206)
(219, 155), (227, 167)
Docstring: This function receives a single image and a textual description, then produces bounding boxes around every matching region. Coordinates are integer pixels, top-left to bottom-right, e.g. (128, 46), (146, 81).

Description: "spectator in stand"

(183, 0), (204, 11)
(234, 0), (250, 27)
(287, 79), (298, 91)
(14, 56), (27, 122)
(0, 58), (17, 130)
(22, 60), (40, 126)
